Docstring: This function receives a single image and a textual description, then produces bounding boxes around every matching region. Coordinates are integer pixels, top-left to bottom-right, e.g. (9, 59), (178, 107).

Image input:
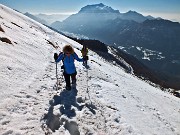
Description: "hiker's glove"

(83, 58), (86, 61)
(83, 56), (89, 61)
(54, 53), (58, 61)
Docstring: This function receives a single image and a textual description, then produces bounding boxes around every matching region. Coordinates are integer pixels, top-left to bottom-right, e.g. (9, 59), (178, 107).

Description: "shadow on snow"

(42, 86), (97, 134)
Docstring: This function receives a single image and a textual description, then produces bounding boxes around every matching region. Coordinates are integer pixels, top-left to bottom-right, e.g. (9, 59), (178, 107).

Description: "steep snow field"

(0, 4), (179, 135)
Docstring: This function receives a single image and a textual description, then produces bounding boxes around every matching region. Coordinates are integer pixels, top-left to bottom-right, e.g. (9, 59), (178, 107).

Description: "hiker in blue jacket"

(54, 45), (84, 90)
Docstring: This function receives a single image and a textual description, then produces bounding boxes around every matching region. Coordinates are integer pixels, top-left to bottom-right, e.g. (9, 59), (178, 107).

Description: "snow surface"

(0, 4), (180, 135)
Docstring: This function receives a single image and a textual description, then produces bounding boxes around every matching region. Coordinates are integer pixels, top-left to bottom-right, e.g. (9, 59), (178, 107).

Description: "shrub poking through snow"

(46, 39), (58, 48)
(11, 22), (23, 29)
(0, 37), (12, 44)
(0, 25), (5, 32)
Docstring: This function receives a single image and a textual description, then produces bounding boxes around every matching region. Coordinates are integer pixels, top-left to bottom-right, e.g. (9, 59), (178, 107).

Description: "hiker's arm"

(56, 53), (64, 63)
(74, 53), (83, 62)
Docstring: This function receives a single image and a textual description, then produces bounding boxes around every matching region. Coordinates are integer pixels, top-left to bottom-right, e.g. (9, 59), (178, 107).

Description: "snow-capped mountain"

(51, 3), (121, 30)
(79, 3), (120, 13)
(0, 4), (180, 135)
(50, 3), (154, 32)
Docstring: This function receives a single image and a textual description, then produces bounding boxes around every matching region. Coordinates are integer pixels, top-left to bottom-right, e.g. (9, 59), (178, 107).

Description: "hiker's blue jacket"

(56, 53), (83, 74)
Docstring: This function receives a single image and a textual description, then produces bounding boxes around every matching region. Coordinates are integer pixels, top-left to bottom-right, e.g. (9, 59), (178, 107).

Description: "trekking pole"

(86, 66), (92, 105)
(56, 62), (58, 91)
(54, 53), (59, 91)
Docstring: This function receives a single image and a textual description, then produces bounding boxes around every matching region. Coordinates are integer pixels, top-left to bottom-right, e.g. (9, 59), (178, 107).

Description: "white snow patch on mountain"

(0, 4), (180, 135)
(134, 47), (165, 61)
(136, 46), (142, 51)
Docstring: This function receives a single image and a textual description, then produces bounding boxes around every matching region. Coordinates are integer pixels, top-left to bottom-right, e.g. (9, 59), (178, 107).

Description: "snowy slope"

(0, 4), (180, 135)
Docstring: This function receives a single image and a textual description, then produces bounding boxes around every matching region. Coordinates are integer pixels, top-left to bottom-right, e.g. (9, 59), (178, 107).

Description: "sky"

(0, 0), (180, 22)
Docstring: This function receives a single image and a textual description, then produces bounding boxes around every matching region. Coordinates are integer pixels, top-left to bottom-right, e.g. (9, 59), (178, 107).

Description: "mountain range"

(24, 12), (70, 25)
(50, 3), (180, 89)
(24, 12), (49, 25)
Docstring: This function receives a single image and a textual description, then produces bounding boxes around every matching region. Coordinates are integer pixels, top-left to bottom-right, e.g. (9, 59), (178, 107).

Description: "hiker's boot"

(66, 86), (71, 91)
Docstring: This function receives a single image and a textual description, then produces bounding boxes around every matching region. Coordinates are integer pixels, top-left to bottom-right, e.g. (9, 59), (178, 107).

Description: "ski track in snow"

(0, 4), (180, 135)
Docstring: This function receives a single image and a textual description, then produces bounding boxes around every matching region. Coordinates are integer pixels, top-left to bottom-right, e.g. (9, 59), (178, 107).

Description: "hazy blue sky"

(0, 0), (180, 21)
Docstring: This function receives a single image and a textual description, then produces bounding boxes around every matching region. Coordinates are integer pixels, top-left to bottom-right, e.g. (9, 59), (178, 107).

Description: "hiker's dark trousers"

(63, 72), (77, 87)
